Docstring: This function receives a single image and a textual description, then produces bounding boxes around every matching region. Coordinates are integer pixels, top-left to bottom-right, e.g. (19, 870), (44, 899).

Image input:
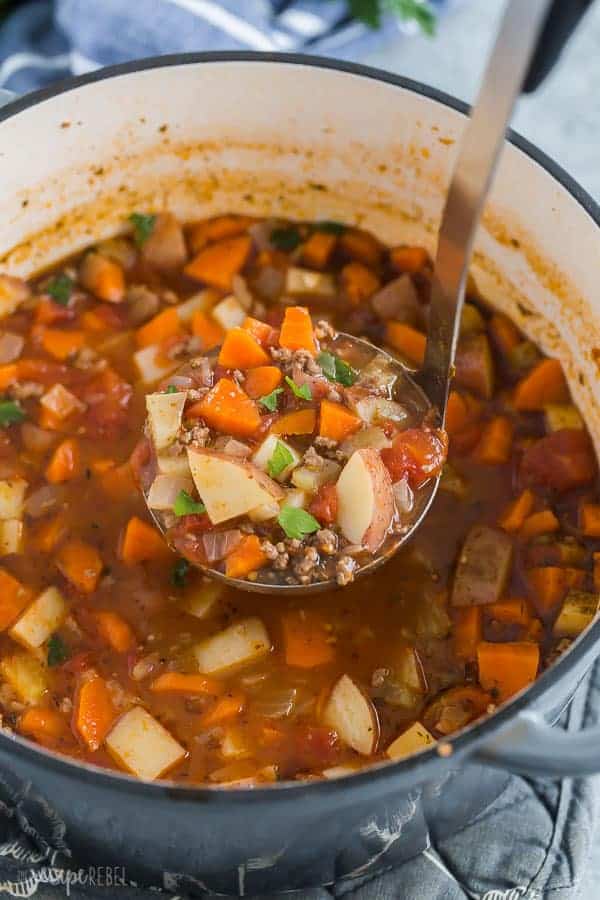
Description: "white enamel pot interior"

(0, 54), (600, 784)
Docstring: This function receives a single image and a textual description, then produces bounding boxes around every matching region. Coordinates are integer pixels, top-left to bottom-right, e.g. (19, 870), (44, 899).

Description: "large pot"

(0, 54), (599, 895)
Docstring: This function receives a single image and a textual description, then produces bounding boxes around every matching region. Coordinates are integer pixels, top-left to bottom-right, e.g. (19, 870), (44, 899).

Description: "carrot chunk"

(389, 245), (429, 274)
(282, 610), (335, 668)
(0, 569), (33, 631)
(474, 416), (513, 465)
(191, 310), (224, 350)
(513, 358), (568, 411)
(340, 262), (380, 305)
(452, 607), (481, 661)
(485, 599), (531, 627)
(217, 327), (270, 369)
(0, 364), (17, 391)
(135, 308), (181, 348)
(271, 408), (317, 436)
(242, 316), (277, 346)
(519, 509), (559, 540)
(339, 229), (382, 266)
(580, 503), (600, 538)
(488, 314), (521, 354)
(445, 391), (470, 436)
(385, 321), (426, 366)
(225, 534), (268, 579)
(188, 215), (255, 252)
(56, 539), (103, 594)
(41, 329), (85, 361)
(99, 462), (135, 501)
(189, 377), (260, 438)
(93, 610), (136, 653)
(498, 489), (535, 532)
(301, 231), (337, 269)
(200, 691), (245, 727)
(74, 674), (117, 751)
(184, 235), (251, 290)
(279, 306), (317, 354)
(33, 513), (68, 554)
(245, 366), (283, 399)
(19, 707), (68, 747)
(45, 438), (81, 483)
(527, 566), (585, 615)
(79, 252), (125, 303)
(477, 641), (539, 701)
(319, 400), (361, 442)
(150, 672), (224, 695)
(120, 516), (171, 564)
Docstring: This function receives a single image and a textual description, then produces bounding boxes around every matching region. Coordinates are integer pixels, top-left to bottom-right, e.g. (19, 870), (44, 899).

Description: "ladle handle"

(523, 0), (594, 93)
(419, 0), (556, 418)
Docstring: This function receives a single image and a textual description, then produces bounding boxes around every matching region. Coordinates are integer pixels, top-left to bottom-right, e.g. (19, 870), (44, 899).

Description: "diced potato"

(386, 722), (435, 760)
(146, 391), (187, 451)
(97, 236), (137, 269)
(220, 726), (252, 760)
(323, 674), (379, 756)
(146, 474), (194, 510)
(336, 449), (394, 553)
(291, 459), (341, 494)
(194, 617), (271, 674)
(0, 653), (47, 704)
(182, 580), (224, 619)
(105, 706), (185, 781)
(285, 267), (335, 296)
(176, 289), (215, 322)
(451, 525), (513, 607)
(545, 404), (583, 432)
(0, 274), (30, 318)
(0, 478), (27, 520)
(247, 499), (280, 523)
(348, 395), (409, 427)
(156, 454), (192, 478)
(188, 449), (284, 525)
(40, 384), (85, 420)
(553, 589), (600, 637)
(339, 426), (391, 457)
(134, 344), (178, 383)
(10, 586), (67, 650)
(209, 762), (277, 787)
(0, 519), (23, 556)
(284, 488), (307, 509)
(211, 295), (246, 331)
(252, 435), (300, 483)
(322, 763), (363, 779)
(439, 463), (467, 498)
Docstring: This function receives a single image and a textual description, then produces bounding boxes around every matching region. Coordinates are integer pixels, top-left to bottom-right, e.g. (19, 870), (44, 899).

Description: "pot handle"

(523, 0), (594, 92)
(475, 710), (600, 777)
(0, 89), (16, 108)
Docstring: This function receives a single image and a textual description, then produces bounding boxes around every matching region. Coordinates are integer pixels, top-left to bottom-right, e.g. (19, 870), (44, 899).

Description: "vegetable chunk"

(188, 449), (283, 525)
(106, 706), (185, 780)
(451, 526), (513, 607)
(194, 617), (271, 674)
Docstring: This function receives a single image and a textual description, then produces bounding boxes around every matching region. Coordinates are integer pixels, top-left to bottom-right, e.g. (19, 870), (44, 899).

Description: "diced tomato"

(520, 428), (597, 492)
(168, 514), (214, 566)
(309, 483), (338, 525)
(35, 298), (76, 326)
(17, 358), (74, 386)
(78, 367), (133, 438)
(381, 427), (448, 488)
(60, 651), (93, 675)
(87, 302), (128, 331)
(276, 725), (340, 776)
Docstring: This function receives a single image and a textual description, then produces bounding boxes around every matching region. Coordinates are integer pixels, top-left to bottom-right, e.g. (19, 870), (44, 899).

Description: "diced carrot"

(594, 552), (600, 591)
(452, 607), (481, 661)
(527, 618), (544, 641)
(498, 489), (535, 532)
(225, 534), (268, 579)
(184, 235), (251, 291)
(527, 566), (585, 615)
(279, 306), (317, 354)
(242, 316), (277, 346)
(385, 321), (426, 366)
(19, 707), (68, 746)
(281, 610), (335, 668)
(445, 391), (470, 435)
(474, 416), (513, 465)
(37, 407), (64, 432)
(99, 462), (135, 501)
(188, 215), (255, 252)
(488, 314), (521, 355)
(150, 672), (224, 695)
(301, 231), (337, 269)
(35, 298), (72, 326)
(79, 252), (125, 303)
(81, 309), (110, 333)
(189, 377), (260, 438)
(340, 262), (380, 306)
(217, 327), (270, 369)
(477, 641), (539, 701)
(244, 366), (283, 399)
(519, 509), (560, 540)
(319, 400), (361, 442)
(389, 245), (429, 274)
(484, 598), (531, 627)
(33, 513), (68, 554)
(45, 438), (81, 483)
(89, 458), (116, 475)
(93, 610), (136, 653)
(41, 329), (85, 361)
(120, 516), (171, 564)
(73, 674), (117, 751)
(580, 503), (600, 538)
(200, 691), (245, 727)
(271, 408), (317, 436)
(191, 310), (224, 350)
(513, 358), (568, 411)
(339, 229), (382, 266)
(135, 307), (181, 348)
(55, 539), (103, 594)
(0, 569), (33, 631)
(0, 363), (17, 391)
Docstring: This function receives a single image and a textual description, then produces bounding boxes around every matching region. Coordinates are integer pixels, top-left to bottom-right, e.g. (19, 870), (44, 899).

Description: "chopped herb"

(171, 558), (190, 588)
(259, 387), (283, 412)
(285, 376), (312, 401)
(0, 400), (25, 428)
(270, 226), (302, 252)
(278, 506), (320, 540)
(348, 0), (436, 35)
(130, 212), (157, 247)
(46, 273), (73, 305)
(173, 490), (206, 517)
(166, 385), (178, 394)
(313, 220), (346, 235)
(317, 351), (357, 387)
(47, 634), (70, 667)
(268, 440), (294, 478)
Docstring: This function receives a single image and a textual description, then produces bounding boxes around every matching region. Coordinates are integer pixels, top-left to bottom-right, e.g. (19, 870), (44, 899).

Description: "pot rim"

(1, 50), (599, 802)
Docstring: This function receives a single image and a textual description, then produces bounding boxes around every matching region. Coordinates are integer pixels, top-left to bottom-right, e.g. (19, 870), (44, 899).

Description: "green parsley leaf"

(317, 351), (357, 387)
(129, 212), (157, 247)
(171, 558), (190, 588)
(387, 0), (436, 36)
(166, 385), (178, 394)
(270, 226), (302, 252)
(47, 634), (70, 667)
(259, 387), (283, 412)
(284, 376), (312, 401)
(173, 490), (206, 517)
(0, 400), (25, 428)
(348, 0), (380, 28)
(267, 440), (294, 478)
(313, 220), (347, 235)
(46, 273), (73, 305)
(278, 506), (320, 540)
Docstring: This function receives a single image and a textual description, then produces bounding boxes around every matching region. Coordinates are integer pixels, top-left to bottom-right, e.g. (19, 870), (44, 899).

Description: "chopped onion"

(254, 266), (284, 302)
(232, 275), (253, 311)
(252, 685), (297, 719)
(127, 285), (160, 325)
(147, 474), (194, 511)
(393, 477), (414, 515)
(24, 484), (65, 518)
(0, 332), (24, 364)
(21, 423), (56, 454)
(213, 437), (251, 458)
(371, 275), (420, 323)
(163, 374), (194, 390)
(202, 529), (242, 562)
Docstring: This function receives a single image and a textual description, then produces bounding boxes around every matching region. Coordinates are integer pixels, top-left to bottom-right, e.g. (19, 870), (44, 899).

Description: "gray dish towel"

(0, 2), (598, 897)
